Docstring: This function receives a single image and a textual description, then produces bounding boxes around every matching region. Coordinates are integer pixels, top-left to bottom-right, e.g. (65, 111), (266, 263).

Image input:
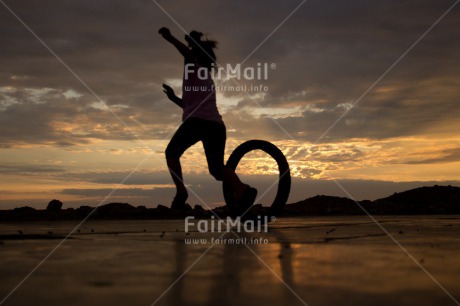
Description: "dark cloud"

(1, 0), (459, 147)
(403, 148), (460, 164)
(59, 170), (173, 185)
(0, 164), (65, 174)
(61, 187), (165, 197)
(0, 84), (181, 146)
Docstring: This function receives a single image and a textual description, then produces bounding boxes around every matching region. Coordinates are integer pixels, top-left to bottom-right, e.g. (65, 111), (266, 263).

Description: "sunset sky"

(1, 0), (459, 209)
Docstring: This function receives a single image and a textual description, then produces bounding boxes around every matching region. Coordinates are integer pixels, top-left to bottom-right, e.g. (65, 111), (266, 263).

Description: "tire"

(223, 140), (291, 218)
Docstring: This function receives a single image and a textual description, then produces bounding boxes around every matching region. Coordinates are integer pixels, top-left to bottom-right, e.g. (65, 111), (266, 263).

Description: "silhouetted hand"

(162, 83), (176, 100)
(159, 27), (172, 39)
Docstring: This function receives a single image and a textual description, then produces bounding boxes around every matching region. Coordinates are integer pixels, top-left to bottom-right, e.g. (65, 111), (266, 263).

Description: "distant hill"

(371, 185), (460, 214)
(285, 195), (362, 215)
(284, 185), (460, 216)
(0, 185), (459, 221)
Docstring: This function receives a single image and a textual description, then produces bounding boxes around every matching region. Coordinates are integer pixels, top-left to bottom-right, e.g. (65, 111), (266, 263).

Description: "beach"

(1, 216), (460, 306)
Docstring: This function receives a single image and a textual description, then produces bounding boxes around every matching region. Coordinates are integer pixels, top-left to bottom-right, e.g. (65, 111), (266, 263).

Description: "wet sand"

(1, 216), (460, 306)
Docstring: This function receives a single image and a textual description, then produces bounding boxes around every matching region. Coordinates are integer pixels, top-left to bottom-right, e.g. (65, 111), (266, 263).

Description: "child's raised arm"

(159, 27), (192, 59)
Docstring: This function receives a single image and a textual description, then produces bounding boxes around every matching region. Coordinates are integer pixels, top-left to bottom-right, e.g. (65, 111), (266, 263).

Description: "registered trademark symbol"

(270, 216), (276, 222)
(270, 63), (276, 69)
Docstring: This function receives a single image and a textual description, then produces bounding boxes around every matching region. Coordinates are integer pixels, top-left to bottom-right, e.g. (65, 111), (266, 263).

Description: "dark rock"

(194, 204), (205, 212)
(212, 205), (230, 217)
(96, 203), (137, 219)
(184, 203), (193, 211)
(156, 204), (171, 213)
(13, 206), (36, 212)
(47, 199), (63, 211)
(154, 204), (179, 218)
(76, 206), (93, 216)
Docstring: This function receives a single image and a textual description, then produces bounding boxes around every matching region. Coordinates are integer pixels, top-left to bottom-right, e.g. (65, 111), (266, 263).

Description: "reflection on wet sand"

(157, 216), (460, 306)
(1, 216), (460, 306)
(164, 228), (309, 306)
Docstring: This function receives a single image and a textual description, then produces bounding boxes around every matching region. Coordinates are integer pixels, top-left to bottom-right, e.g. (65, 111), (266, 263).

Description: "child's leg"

(201, 121), (252, 200)
(221, 165), (258, 217)
(165, 121), (201, 207)
(221, 166), (249, 199)
(202, 119), (257, 216)
(166, 157), (187, 197)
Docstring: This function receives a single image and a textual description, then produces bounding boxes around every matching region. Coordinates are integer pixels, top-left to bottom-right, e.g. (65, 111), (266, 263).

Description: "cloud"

(0, 164), (65, 174)
(61, 187), (166, 197)
(403, 148), (460, 164)
(59, 170), (174, 185)
(0, 85), (182, 147)
(1, 0), (459, 148)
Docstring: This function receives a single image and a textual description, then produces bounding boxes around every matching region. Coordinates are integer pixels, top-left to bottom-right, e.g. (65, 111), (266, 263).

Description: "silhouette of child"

(159, 27), (257, 214)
